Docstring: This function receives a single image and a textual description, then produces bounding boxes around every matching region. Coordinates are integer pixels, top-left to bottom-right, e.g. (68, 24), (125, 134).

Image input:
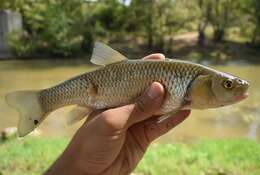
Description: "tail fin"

(5, 91), (45, 137)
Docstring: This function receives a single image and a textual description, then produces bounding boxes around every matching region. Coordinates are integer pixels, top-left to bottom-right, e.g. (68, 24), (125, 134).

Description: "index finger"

(142, 53), (165, 60)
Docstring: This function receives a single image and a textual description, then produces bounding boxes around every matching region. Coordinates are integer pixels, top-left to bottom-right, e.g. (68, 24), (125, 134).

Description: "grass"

(137, 139), (260, 175)
(0, 137), (68, 175)
(0, 137), (259, 175)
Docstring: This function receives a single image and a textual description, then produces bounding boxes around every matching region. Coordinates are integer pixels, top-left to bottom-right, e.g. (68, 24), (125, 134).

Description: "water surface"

(0, 59), (259, 143)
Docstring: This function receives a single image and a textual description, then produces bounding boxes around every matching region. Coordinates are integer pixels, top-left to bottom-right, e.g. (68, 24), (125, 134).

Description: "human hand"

(44, 54), (191, 175)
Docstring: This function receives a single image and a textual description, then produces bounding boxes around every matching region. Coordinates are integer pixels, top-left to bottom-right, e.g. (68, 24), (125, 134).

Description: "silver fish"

(6, 42), (249, 136)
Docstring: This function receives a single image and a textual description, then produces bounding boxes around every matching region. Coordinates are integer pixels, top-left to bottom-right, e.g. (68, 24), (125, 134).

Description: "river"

(0, 59), (259, 143)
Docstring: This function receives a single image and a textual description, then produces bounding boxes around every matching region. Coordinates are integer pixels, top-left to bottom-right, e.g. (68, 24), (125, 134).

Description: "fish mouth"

(232, 82), (250, 102)
(235, 92), (249, 101)
(222, 92), (249, 105)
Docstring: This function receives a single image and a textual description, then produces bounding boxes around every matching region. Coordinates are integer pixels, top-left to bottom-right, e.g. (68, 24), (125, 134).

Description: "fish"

(5, 42), (249, 137)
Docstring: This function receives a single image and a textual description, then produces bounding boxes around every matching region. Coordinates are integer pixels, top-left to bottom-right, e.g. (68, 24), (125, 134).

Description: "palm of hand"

(70, 106), (189, 175)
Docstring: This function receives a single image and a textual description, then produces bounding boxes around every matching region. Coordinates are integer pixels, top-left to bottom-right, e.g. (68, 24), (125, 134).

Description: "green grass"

(137, 139), (260, 175)
(0, 137), (69, 175)
(0, 138), (259, 175)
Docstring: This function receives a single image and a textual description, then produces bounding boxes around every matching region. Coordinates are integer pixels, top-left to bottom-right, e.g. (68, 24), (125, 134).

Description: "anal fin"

(66, 106), (92, 125)
(157, 110), (178, 123)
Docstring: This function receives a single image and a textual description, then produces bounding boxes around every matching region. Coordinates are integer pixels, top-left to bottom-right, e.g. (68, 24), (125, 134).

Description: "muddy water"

(0, 59), (259, 143)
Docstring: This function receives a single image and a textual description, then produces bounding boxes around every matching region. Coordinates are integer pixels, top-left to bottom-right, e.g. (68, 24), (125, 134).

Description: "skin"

(44, 54), (191, 175)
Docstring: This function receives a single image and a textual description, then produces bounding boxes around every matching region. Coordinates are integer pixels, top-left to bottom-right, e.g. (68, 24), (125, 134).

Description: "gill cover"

(190, 75), (215, 109)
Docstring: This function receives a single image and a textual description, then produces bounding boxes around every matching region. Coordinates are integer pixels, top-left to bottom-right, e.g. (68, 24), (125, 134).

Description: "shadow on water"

(0, 60), (259, 143)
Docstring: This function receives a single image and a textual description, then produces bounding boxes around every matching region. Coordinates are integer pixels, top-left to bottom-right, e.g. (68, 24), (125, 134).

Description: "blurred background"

(0, 0), (260, 175)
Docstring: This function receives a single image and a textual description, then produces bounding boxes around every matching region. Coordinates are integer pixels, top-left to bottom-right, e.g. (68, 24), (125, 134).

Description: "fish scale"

(6, 42), (249, 137)
(39, 60), (203, 115)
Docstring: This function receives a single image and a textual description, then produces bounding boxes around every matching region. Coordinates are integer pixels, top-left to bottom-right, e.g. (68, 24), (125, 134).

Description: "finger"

(142, 53), (165, 60)
(124, 82), (165, 127)
(83, 55), (164, 126)
(144, 110), (191, 143)
(84, 109), (106, 123)
(88, 82), (164, 131)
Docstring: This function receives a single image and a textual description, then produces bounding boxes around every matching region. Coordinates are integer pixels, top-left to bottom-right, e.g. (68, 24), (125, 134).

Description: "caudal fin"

(5, 91), (45, 137)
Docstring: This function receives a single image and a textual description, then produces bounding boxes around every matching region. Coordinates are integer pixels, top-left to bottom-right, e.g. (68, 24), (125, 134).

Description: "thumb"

(124, 82), (165, 127)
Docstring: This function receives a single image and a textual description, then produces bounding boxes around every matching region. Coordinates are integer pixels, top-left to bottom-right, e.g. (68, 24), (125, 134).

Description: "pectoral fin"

(66, 106), (92, 125)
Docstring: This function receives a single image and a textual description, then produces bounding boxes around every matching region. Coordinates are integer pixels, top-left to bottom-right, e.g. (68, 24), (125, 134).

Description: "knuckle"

(123, 105), (135, 115)
(101, 109), (114, 117)
(101, 110), (124, 131)
(135, 98), (147, 113)
(144, 120), (161, 142)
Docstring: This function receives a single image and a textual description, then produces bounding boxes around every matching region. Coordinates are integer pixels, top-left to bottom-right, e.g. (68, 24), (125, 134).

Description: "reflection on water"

(0, 60), (259, 142)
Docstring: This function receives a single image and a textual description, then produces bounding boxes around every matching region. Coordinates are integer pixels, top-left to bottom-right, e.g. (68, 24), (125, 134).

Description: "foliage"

(240, 0), (260, 45)
(196, 0), (212, 46)
(194, 0), (242, 43)
(1, 0), (260, 57)
(126, 0), (196, 52)
(2, 0), (89, 57)
(0, 137), (260, 175)
(209, 0), (240, 42)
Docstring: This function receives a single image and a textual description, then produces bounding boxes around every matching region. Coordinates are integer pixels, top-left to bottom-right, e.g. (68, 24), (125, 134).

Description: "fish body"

(40, 59), (203, 114)
(6, 42), (249, 137)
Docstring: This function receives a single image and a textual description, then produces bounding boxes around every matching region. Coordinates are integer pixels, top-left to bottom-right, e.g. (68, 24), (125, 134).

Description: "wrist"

(44, 144), (87, 175)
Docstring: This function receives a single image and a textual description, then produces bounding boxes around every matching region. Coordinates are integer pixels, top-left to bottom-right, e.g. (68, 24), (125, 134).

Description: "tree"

(196, 0), (212, 46)
(129, 0), (195, 51)
(3, 0), (90, 57)
(210, 0), (239, 42)
(252, 0), (260, 45)
(241, 0), (260, 45)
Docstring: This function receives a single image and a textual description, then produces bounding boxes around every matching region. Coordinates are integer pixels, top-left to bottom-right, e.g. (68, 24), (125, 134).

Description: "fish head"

(211, 72), (249, 106)
(189, 72), (249, 109)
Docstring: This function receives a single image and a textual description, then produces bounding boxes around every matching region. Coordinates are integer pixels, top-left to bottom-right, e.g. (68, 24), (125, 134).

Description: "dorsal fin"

(90, 42), (128, 66)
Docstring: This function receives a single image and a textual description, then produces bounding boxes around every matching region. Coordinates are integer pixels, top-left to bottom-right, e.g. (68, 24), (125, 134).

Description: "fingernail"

(147, 85), (161, 99)
(157, 53), (165, 59)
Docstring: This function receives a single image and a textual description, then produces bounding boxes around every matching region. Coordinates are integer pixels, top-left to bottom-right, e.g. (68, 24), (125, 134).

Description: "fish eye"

(223, 79), (233, 89)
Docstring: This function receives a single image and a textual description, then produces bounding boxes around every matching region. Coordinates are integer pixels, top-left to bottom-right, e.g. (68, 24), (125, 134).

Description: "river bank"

(2, 32), (260, 65)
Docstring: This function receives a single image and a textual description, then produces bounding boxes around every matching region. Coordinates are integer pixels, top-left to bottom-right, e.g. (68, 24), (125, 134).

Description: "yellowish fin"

(157, 110), (178, 123)
(5, 91), (45, 137)
(91, 42), (127, 66)
(66, 106), (92, 125)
